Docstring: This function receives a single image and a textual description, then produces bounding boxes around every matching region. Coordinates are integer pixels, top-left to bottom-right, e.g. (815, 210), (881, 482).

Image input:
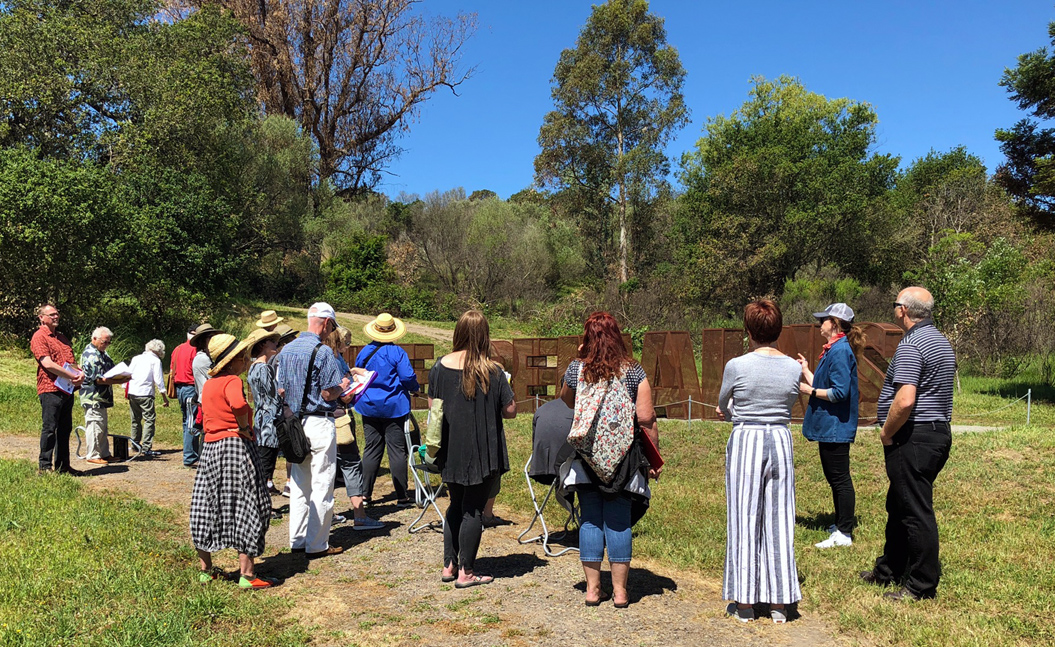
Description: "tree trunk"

(617, 128), (628, 284)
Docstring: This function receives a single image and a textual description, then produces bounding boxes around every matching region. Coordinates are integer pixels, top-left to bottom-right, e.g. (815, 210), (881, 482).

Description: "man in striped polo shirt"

(861, 287), (956, 601)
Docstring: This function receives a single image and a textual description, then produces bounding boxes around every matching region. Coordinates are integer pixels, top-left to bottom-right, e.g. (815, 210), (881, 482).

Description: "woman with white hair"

(127, 338), (170, 457)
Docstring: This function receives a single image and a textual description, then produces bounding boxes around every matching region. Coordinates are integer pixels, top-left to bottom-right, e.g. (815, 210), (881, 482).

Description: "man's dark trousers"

(873, 421), (951, 598)
(39, 391), (74, 472)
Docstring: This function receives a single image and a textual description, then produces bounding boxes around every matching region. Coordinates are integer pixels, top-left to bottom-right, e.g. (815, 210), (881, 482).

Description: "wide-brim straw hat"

(363, 312), (406, 343)
(207, 333), (253, 376)
(255, 310), (285, 328)
(246, 328), (281, 356)
(189, 323), (222, 349)
(274, 323), (298, 344)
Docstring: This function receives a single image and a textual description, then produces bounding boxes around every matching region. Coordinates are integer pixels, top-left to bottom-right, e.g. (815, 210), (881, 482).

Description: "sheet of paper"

(54, 362), (82, 394)
(103, 362), (131, 379)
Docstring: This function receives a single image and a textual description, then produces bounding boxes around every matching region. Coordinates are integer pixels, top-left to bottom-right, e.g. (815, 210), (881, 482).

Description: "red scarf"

(818, 332), (846, 361)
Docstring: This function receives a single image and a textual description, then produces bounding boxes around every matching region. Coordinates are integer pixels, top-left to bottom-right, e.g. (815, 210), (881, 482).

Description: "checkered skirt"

(189, 436), (271, 556)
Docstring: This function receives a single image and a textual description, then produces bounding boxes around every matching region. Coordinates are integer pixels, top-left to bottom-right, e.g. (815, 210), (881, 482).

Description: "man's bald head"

(898, 286), (934, 322)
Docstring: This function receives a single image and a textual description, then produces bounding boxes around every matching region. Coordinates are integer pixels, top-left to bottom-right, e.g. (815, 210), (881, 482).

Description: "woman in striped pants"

(716, 299), (803, 623)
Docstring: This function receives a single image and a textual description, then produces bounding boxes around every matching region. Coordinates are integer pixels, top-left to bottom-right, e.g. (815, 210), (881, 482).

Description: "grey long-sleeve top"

(718, 352), (802, 425)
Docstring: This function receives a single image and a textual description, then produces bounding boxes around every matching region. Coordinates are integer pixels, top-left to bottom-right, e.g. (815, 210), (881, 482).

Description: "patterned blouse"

(247, 361), (280, 448)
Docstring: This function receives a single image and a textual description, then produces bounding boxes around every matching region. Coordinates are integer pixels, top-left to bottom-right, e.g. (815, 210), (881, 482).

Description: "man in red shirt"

(170, 326), (200, 467)
(29, 304), (84, 474)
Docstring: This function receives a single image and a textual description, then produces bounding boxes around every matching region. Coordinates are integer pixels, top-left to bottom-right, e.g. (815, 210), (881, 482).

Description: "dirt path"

(1, 434), (849, 647)
(283, 306), (455, 344)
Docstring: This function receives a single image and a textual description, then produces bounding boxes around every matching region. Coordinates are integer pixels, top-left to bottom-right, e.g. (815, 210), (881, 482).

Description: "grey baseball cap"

(813, 303), (855, 322)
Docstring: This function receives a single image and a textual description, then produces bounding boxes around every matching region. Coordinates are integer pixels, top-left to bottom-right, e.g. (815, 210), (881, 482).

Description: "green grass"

(0, 459), (308, 647)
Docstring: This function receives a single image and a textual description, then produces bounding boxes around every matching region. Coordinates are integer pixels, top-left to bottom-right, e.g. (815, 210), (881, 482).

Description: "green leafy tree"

(676, 76), (902, 310)
(535, 0), (688, 284)
(995, 19), (1055, 225)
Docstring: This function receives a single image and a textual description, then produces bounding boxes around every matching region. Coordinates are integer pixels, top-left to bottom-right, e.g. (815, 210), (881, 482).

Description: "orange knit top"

(201, 374), (253, 442)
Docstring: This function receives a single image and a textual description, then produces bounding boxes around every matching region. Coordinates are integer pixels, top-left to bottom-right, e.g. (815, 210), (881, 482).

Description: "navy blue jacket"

(802, 337), (859, 443)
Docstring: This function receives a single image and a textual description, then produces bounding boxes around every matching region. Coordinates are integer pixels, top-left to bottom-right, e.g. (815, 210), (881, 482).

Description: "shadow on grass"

(983, 381), (1055, 404)
(796, 512), (861, 532)
(572, 566), (678, 603)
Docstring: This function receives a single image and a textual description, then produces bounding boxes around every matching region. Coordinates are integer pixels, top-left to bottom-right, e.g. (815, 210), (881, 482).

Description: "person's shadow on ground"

(474, 552), (549, 580)
(572, 567), (677, 603)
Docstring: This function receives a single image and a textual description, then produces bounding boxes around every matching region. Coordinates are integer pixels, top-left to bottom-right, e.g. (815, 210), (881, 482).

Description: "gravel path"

(1, 434), (851, 647)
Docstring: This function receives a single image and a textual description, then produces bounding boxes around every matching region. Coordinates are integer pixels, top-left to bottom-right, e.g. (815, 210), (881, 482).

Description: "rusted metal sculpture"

(348, 324), (902, 421)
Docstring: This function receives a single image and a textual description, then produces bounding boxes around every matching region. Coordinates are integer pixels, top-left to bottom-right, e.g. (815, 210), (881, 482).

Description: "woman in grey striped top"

(716, 299), (803, 624)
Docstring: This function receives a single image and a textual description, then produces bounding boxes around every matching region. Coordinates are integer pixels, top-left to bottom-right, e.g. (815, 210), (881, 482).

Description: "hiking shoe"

(352, 516), (385, 531)
(815, 530), (853, 549)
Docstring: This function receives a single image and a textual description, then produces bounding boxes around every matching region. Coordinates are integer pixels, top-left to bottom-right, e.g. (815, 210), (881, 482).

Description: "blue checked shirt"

(275, 332), (343, 416)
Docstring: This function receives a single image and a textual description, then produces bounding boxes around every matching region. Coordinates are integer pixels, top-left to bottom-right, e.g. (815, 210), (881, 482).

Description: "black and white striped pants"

(723, 423), (802, 605)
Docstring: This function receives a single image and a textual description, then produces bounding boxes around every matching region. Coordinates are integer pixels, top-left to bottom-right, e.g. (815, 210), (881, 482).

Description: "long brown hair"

(831, 317), (866, 356)
(579, 311), (632, 383)
(452, 310), (499, 399)
(323, 327), (352, 361)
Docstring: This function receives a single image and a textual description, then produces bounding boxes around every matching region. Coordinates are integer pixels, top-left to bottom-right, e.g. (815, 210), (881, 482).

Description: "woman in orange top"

(190, 331), (276, 590)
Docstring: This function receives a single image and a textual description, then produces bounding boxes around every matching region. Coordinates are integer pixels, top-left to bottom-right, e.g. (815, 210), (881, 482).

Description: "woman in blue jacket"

(797, 303), (864, 550)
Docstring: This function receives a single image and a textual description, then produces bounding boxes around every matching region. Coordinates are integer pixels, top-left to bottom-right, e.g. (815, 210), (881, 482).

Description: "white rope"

(954, 393), (1029, 418)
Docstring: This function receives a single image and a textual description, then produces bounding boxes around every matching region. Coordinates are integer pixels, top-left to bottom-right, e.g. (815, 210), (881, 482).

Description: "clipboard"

(640, 430), (664, 471)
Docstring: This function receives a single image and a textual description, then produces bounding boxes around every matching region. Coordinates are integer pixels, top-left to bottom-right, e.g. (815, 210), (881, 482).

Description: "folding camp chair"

(517, 453), (579, 556)
(73, 425), (142, 462)
(405, 413), (445, 533)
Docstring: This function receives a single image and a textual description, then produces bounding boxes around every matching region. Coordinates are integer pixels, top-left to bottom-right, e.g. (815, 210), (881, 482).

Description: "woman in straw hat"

(190, 330), (276, 590)
(355, 313), (420, 506)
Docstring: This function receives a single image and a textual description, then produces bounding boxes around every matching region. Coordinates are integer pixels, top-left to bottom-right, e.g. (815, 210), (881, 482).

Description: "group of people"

(30, 284), (955, 612)
(718, 286), (955, 622)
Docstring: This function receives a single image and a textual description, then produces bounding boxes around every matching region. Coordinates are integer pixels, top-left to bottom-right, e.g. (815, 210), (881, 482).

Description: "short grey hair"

(145, 339), (166, 357)
(901, 291), (933, 321)
(92, 327), (113, 340)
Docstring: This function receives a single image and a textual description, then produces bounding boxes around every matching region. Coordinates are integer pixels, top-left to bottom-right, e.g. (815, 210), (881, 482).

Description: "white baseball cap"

(813, 303), (855, 322)
(308, 302), (337, 321)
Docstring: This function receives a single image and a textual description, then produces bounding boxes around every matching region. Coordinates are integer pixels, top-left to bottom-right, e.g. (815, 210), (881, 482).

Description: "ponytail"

(834, 317), (866, 356)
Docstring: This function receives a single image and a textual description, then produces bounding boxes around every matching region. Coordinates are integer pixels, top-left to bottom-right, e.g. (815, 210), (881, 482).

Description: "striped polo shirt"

(877, 320), (957, 424)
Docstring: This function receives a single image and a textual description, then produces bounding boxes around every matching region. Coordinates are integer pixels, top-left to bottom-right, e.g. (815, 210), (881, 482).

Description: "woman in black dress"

(428, 310), (517, 588)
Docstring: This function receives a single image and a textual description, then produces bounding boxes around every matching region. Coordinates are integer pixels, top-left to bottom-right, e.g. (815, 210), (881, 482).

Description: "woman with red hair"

(560, 312), (659, 608)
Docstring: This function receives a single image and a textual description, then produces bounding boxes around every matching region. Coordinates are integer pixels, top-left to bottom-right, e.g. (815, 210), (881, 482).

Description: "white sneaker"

(815, 530), (853, 549)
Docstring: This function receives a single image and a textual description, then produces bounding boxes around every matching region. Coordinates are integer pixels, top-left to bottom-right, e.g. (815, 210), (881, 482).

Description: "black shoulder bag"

(275, 343), (322, 464)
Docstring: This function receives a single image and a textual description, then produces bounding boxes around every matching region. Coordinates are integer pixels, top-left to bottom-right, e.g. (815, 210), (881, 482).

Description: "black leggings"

(444, 477), (496, 573)
(257, 445), (280, 486)
(818, 442), (855, 535)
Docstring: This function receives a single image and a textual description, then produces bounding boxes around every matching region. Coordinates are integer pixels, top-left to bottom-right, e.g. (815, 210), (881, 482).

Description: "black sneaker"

(859, 570), (894, 587)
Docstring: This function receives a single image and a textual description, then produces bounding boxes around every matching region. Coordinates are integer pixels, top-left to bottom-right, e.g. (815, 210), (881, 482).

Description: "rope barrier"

(954, 392), (1030, 419)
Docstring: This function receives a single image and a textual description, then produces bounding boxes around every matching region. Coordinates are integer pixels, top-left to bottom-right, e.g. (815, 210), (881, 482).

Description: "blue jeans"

(177, 385), (199, 465)
(578, 490), (632, 563)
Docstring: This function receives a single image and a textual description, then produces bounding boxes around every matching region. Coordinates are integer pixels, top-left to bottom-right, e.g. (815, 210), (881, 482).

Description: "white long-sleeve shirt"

(128, 351), (164, 397)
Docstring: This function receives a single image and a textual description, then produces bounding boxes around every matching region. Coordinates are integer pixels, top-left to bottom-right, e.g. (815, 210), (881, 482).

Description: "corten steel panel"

(510, 338), (559, 413)
(348, 343), (434, 409)
(700, 329), (746, 420)
(642, 331), (703, 420)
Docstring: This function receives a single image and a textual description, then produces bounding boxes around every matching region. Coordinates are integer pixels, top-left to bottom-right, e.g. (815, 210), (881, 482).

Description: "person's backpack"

(274, 343), (322, 464)
(567, 363), (635, 484)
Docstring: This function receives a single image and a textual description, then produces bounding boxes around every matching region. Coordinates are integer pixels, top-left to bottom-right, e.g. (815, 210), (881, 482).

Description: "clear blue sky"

(379, 0), (1055, 201)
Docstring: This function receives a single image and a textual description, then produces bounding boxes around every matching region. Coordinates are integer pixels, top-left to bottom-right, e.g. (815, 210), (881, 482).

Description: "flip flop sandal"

(454, 574), (494, 589)
(585, 592), (611, 607)
(441, 573), (457, 582)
